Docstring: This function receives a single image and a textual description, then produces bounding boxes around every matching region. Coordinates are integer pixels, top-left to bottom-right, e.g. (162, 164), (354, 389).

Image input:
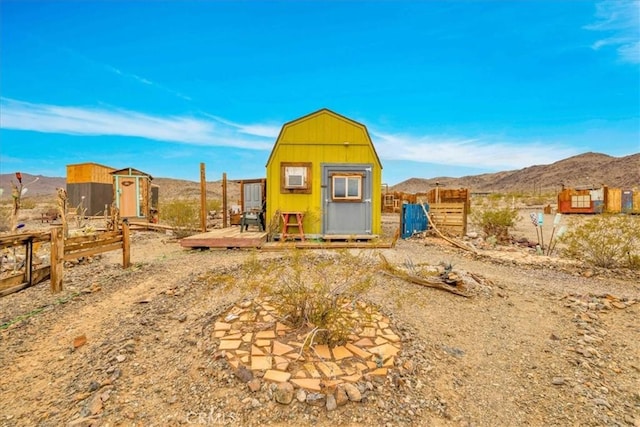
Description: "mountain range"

(0, 152), (637, 201)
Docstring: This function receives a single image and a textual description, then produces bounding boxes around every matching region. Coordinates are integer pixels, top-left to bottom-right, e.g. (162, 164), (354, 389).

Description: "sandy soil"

(0, 212), (639, 427)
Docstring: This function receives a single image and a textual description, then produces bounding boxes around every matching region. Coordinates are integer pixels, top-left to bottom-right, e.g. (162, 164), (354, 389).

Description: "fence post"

(50, 226), (64, 293)
(122, 221), (131, 269)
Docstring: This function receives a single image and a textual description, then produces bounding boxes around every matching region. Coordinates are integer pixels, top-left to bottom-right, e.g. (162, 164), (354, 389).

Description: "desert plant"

(471, 204), (520, 243)
(207, 250), (377, 346)
(559, 214), (640, 269)
(160, 199), (200, 237)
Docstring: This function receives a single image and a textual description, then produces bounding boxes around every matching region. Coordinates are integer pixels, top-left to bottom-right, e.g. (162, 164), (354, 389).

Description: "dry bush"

(202, 250), (378, 346)
(560, 214), (640, 270)
(471, 203), (521, 243)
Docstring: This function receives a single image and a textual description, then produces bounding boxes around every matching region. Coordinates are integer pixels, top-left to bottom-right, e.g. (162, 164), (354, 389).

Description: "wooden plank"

(0, 231), (51, 249)
(65, 231), (120, 245)
(65, 236), (123, 253)
(63, 242), (123, 261)
(128, 221), (174, 231)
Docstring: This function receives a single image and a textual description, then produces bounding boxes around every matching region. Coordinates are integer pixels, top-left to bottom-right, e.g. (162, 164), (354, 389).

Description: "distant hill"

(391, 152), (640, 194)
(2, 152), (638, 201)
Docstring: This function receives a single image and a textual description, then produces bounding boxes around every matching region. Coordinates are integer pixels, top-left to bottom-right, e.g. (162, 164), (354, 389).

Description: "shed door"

(322, 164), (372, 235)
(243, 182), (263, 212)
(118, 179), (137, 217)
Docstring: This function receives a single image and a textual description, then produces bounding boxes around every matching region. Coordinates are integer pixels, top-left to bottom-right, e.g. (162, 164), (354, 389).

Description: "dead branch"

(379, 254), (471, 298)
(421, 204), (477, 254)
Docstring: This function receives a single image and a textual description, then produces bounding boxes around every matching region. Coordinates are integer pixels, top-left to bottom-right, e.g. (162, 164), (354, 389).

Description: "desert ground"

(0, 209), (639, 427)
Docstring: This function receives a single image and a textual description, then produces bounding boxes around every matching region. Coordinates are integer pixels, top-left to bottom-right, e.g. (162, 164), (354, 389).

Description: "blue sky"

(1, 0), (638, 185)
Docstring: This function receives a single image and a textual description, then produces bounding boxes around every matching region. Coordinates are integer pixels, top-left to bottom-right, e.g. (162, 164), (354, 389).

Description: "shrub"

(207, 250), (377, 347)
(559, 214), (640, 269)
(471, 205), (520, 243)
(159, 199), (200, 237)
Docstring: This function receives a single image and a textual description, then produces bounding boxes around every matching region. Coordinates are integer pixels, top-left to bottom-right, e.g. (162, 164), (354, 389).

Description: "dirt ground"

(1, 211), (639, 427)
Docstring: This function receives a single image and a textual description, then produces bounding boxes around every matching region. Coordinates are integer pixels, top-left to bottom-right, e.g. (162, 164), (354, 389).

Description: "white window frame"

(332, 174), (362, 201)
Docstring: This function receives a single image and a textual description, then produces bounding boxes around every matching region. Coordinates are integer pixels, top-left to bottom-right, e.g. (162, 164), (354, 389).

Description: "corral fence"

(0, 223), (130, 297)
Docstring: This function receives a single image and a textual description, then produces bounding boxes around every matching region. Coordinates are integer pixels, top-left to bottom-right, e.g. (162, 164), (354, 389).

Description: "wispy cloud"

(105, 65), (192, 101)
(370, 130), (578, 171)
(1, 98), (580, 171)
(0, 98), (273, 150)
(207, 115), (281, 138)
(585, 0), (640, 63)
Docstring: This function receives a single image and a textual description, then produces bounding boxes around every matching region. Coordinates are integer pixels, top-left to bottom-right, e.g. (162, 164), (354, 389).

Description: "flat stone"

(313, 344), (332, 359)
(262, 314), (275, 322)
(331, 346), (353, 360)
(355, 362), (369, 372)
(256, 330), (276, 339)
(317, 361), (343, 377)
(251, 345), (264, 356)
(251, 356), (272, 370)
(369, 343), (400, 359)
(353, 337), (375, 347)
(240, 355), (250, 364)
(239, 313), (255, 322)
(360, 327), (377, 338)
(321, 379), (342, 390)
(374, 336), (389, 345)
(255, 339), (271, 347)
(291, 378), (322, 391)
(214, 322), (232, 331)
(225, 332), (242, 340)
(218, 340), (242, 350)
(383, 356), (395, 367)
(304, 363), (321, 378)
(213, 330), (227, 338)
(369, 367), (388, 376)
(263, 370), (291, 383)
(276, 322), (291, 332)
(341, 373), (363, 383)
(382, 334), (401, 343)
(293, 370), (307, 378)
(228, 359), (239, 369)
(378, 321), (389, 329)
(242, 333), (253, 343)
(273, 356), (289, 371)
(346, 343), (373, 360)
(272, 341), (295, 356)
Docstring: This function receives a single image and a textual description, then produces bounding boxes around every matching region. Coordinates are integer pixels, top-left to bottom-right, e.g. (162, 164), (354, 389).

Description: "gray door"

(244, 182), (263, 211)
(322, 164), (372, 235)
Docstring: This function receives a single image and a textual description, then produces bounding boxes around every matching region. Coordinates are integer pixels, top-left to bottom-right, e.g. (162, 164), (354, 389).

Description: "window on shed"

(332, 174), (362, 201)
(281, 162), (311, 194)
(571, 195), (590, 208)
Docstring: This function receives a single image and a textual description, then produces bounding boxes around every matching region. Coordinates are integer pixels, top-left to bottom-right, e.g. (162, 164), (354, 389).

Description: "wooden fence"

(0, 223), (130, 297)
(428, 203), (467, 237)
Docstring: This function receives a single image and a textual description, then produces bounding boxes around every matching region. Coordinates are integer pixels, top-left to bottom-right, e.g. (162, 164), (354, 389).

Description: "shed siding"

(66, 163), (114, 184)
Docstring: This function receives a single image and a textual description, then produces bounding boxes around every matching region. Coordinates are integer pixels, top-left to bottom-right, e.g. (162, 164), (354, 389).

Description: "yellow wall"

(266, 109), (382, 235)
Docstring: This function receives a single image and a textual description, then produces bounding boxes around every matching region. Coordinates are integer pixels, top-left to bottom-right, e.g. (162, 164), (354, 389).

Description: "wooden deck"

(180, 227), (268, 248)
(180, 228), (394, 249)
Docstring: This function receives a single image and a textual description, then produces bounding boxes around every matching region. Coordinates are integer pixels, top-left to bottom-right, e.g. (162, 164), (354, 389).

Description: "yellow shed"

(266, 109), (382, 238)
